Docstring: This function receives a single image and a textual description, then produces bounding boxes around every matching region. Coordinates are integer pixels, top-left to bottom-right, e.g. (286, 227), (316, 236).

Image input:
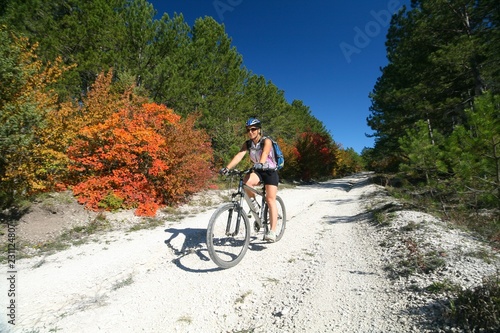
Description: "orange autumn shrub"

(35, 70), (140, 190)
(68, 103), (213, 216)
(275, 138), (300, 181)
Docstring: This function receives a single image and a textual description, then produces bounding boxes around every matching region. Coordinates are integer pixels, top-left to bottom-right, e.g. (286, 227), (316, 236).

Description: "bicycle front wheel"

(264, 195), (287, 242)
(206, 203), (251, 269)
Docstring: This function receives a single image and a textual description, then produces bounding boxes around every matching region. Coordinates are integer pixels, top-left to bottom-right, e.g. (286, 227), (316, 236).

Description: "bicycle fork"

(227, 187), (246, 237)
(225, 205), (244, 237)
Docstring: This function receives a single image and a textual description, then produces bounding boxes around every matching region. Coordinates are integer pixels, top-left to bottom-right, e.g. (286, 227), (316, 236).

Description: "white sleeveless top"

(248, 138), (277, 169)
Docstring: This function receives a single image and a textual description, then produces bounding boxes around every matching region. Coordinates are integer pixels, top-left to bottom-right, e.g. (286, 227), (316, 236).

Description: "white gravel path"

(1, 173), (498, 333)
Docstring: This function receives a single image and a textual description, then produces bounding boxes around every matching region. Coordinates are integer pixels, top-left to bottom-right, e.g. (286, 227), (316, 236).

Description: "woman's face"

(246, 126), (260, 140)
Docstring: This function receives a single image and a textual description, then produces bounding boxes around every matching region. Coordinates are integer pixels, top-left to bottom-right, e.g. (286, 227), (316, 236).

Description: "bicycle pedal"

(254, 222), (260, 232)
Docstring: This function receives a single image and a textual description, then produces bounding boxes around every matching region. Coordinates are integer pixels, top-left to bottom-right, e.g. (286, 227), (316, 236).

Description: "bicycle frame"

(228, 169), (268, 234)
(242, 184), (266, 229)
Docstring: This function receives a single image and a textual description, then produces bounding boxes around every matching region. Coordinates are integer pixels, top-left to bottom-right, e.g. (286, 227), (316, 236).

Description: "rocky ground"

(0, 173), (498, 332)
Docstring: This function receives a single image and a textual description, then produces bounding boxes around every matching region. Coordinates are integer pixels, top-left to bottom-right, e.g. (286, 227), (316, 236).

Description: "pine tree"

(399, 120), (447, 186)
(446, 92), (500, 208)
(368, 0), (497, 171)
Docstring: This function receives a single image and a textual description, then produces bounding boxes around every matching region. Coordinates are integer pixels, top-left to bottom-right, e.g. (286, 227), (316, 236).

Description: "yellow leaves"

(79, 70), (119, 126)
(14, 37), (74, 110)
(1, 32), (75, 194)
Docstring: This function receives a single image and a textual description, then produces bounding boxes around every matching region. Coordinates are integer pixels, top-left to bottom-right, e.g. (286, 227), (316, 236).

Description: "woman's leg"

(244, 172), (261, 199)
(265, 184), (278, 232)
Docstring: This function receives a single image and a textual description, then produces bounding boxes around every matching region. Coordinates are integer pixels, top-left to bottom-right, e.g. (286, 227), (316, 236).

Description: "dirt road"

(3, 173), (413, 332)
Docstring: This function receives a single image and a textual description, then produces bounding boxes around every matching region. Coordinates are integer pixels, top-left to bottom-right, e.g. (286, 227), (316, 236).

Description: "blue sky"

(149, 0), (410, 153)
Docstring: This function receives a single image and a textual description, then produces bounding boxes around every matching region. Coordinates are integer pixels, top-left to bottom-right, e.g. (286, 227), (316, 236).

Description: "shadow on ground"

(164, 227), (269, 272)
(303, 173), (374, 192)
(323, 211), (372, 224)
(164, 227), (223, 273)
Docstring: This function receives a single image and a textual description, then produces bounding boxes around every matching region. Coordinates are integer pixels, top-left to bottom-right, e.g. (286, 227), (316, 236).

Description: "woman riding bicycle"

(219, 117), (279, 242)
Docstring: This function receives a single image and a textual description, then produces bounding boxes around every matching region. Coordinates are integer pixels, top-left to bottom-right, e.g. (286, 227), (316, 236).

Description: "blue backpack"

(247, 136), (284, 170)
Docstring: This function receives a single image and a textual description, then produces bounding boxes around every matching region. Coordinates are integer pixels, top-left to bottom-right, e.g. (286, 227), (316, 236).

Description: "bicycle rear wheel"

(263, 195), (287, 242)
(206, 203), (251, 269)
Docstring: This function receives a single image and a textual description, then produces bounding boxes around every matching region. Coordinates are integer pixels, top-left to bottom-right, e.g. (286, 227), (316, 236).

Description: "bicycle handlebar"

(225, 168), (253, 177)
(223, 166), (275, 177)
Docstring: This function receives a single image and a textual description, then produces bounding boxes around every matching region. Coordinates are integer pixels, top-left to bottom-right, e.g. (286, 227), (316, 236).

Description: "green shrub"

(98, 192), (124, 211)
(447, 274), (500, 332)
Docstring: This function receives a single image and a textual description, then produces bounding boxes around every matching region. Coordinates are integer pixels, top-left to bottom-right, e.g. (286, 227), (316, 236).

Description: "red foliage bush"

(68, 103), (213, 216)
(161, 114), (214, 204)
(295, 132), (338, 181)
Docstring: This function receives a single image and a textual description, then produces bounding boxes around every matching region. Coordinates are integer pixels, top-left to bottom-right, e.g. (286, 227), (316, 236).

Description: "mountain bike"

(206, 168), (287, 269)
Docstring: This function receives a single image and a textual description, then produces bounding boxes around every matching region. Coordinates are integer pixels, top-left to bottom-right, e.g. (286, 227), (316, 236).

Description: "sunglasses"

(246, 127), (259, 133)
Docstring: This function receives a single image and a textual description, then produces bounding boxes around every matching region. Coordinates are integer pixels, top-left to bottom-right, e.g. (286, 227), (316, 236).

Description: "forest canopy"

(0, 0), (361, 214)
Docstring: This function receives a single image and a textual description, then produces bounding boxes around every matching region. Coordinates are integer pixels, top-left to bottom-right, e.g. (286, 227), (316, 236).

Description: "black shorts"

(254, 169), (279, 186)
